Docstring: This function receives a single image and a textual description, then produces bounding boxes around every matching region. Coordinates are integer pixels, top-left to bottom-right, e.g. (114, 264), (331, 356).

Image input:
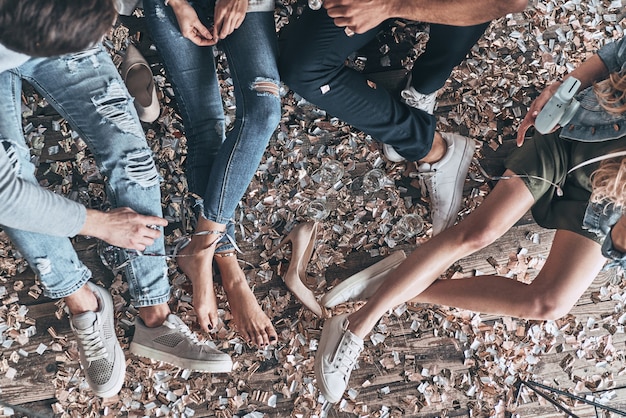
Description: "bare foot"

(216, 254), (278, 346)
(177, 238), (219, 332)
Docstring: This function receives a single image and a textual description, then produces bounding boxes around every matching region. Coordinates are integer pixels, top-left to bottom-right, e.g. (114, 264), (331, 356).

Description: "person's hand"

(81, 207), (168, 251)
(213, 0), (248, 41)
(168, 0), (215, 46)
(323, 0), (392, 34)
(516, 80), (562, 147)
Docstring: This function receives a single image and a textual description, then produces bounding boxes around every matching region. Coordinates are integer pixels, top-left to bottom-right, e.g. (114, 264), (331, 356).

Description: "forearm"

(565, 55), (610, 89)
(395, 0), (528, 26)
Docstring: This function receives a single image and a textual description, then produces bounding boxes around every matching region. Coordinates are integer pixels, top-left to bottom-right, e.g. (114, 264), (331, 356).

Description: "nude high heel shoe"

(273, 222), (323, 317)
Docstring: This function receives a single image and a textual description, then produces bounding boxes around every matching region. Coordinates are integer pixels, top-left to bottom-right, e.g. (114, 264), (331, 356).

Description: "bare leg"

(347, 172), (536, 338)
(412, 229), (605, 319)
(215, 254), (278, 346)
(419, 132), (446, 164)
(177, 217), (225, 332)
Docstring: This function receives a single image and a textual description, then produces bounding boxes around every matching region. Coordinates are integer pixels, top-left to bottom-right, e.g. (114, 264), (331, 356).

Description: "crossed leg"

(347, 170), (604, 339)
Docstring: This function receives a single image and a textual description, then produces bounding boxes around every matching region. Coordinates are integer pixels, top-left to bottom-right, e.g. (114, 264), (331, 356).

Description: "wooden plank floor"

(2, 213), (626, 417)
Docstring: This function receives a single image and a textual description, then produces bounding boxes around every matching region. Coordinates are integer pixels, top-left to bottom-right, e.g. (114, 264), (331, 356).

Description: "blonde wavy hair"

(590, 157), (626, 208)
(594, 71), (626, 115)
(589, 72), (626, 207)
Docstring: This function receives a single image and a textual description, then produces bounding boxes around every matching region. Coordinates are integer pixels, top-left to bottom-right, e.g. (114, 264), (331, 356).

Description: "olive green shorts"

(504, 131), (626, 244)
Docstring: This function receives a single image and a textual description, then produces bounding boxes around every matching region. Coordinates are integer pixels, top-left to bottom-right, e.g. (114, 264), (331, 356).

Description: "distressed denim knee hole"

(1, 140), (20, 172)
(251, 78), (280, 98)
(92, 80), (145, 138)
(126, 149), (160, 188)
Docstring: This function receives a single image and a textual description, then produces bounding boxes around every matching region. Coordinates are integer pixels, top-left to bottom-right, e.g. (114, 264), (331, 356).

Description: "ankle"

(65, 285), (98, 315)
(139, 303), (170, 327)
(419, 132), (447, 165)
(347, 312), (373, 340)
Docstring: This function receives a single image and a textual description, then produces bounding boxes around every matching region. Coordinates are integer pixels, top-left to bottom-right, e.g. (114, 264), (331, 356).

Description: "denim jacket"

(583, 201), (626, 269)
(561, 36), (626, 143)
(561, 37), (626, 268)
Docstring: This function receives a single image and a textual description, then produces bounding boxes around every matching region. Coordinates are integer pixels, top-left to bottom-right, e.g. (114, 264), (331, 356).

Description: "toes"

(208, 311), (219, 330)
(267, 326), (278, 344)
(254, 330), (269, 347)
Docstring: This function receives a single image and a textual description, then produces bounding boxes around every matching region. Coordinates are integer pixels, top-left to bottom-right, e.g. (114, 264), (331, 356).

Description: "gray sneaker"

(418, 132), (476, 235)
(130, 314), (233, 373)
(69, 282), (126, 398)
(315, 314), (364, 404)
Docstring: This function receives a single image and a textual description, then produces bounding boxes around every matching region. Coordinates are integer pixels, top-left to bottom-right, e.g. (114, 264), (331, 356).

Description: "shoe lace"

(75, 326), (108, 363)
(163, 318), (206, 346)
(401, 88), (436, 112)
(414, 164), (436, 196)
(333, 336), (362, 376)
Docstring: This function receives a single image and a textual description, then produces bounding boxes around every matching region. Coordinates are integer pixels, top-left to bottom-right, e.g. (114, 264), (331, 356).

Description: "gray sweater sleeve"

(0, 146), (87, 237)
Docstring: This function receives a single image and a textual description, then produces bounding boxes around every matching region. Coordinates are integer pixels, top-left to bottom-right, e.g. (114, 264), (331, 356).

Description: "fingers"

(516, 117), (532, 146)
(195, 305), (218, 333)
(213, 9), (245, 40)
(183, 25), (215, 46)
(138, 214), (169, 227)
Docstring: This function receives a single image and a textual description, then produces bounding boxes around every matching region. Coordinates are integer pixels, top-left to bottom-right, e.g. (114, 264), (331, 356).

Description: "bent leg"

(413, 229), (605, 320)
(20, 48), (171, 309)
(279, 9), (436, 161)
(209, 12), (280, 345)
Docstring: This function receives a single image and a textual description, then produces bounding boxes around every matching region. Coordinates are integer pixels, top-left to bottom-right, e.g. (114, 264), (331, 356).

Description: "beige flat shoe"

(121, 44), (160, 123)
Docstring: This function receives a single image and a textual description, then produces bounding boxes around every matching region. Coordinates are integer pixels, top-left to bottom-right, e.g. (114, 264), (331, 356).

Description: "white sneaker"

(315, 314), (364, 404)
(418, 132), (476, 235)
(321, 251), (407, 308)
(382, 84), (438, 163)
(69, 282), (126, 398)
(401, 86), (437, 114)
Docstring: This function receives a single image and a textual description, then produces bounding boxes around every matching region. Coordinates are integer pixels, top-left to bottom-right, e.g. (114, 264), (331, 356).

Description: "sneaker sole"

(321, 251), (407, 308)
(432, 135), (477, 234)
(314, 316), (344, 404)
(129, 342), (233, 373)
(83, 283), (126, 398)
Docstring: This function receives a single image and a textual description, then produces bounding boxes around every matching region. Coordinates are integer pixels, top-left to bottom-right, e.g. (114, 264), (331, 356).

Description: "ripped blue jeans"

(143, 0), (281, 252)
(0, 45), (170, 306)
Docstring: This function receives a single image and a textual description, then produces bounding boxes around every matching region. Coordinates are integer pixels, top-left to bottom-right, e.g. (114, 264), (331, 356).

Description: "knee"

(249, 78), (281, 127)
(522, 292), (575, 321)
(456, 224), (503, 254)
(279, 52), (327, 98)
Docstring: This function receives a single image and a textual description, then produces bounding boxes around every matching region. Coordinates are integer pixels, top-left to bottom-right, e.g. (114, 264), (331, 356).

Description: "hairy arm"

(324, 0), (529, 34)
(393, 0), (528, 25)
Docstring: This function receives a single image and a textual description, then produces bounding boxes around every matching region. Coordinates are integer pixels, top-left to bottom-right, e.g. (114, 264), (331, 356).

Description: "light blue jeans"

(0, 45), (170, 306)
(143, 0), (281, 252)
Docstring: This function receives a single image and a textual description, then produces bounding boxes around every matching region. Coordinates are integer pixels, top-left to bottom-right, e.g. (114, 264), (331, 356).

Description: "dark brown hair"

(0, 0), (117, 56)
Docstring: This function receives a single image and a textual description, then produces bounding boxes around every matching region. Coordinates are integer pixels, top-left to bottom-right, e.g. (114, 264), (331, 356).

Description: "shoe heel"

(273, 222), (323, 316)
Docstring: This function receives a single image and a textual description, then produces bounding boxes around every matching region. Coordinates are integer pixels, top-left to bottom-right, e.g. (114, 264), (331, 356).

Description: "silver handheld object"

(534, 77), (581, 134)
(308, 0), (323, 9)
